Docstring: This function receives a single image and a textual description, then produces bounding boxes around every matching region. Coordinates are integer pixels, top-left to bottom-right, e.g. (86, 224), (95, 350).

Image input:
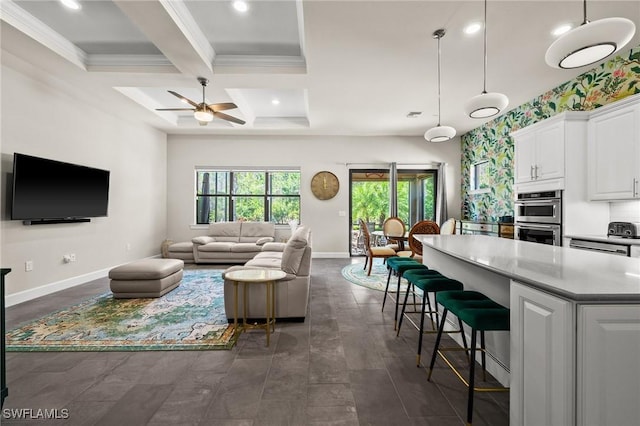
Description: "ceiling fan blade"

(155, 108), (195, 111)
(214, 111), (246, 125)
(208, 102), (238, 112)
(168, 91), (198, 108)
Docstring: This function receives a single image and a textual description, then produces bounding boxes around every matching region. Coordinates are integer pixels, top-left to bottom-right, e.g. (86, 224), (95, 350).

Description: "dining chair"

(383, 217), (407, 251)
(396, 220), (441, 261)
(440, 218), (456, 235)
(359, 219), (397, 276)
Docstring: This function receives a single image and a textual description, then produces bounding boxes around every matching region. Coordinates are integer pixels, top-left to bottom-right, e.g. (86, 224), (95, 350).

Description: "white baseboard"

(312, 252), (350, 258)
(6, 267), (111, 307)
(5, 254), (162, 307)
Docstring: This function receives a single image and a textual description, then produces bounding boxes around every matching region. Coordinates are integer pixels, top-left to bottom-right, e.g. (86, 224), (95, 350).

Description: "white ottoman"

(109, 259), (184, 299)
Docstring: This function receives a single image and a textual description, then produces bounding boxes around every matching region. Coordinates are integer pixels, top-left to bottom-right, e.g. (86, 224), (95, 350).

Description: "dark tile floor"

(3, 258), (508, 425)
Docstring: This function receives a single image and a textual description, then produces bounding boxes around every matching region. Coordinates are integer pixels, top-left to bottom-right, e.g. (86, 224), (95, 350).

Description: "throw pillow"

(192, 236), (215, 245)
(281, 226), (309, 274)
(256, 237), (274, 245)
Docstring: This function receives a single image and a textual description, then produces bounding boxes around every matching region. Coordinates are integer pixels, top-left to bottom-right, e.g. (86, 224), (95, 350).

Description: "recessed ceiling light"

(552, 24), (572, 36)
(232, 1), (249, 13)
(271, 98), (280, 105)
(60, 0), (81, 10)
(464, 22), (482, 35)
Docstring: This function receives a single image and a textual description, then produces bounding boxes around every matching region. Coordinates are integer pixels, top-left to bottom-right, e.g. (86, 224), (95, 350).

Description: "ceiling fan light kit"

(545, 16), (636, 69)
(425, 28), (456, 143)
(466, 0), (508, 120)
(155, 77), (245, 126)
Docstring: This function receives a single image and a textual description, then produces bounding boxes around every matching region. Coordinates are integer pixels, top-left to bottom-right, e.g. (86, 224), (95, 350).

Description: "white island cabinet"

(413, 234), (640, 426)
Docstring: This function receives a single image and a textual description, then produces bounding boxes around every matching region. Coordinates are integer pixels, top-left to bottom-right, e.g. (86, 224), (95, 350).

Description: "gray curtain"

(389, 162), (397, 218)
(435, 163), (448, 225)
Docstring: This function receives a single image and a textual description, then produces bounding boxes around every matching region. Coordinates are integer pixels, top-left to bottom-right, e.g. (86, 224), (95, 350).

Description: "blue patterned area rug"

(6, 270), (237, 352)
(341, 260), (408, 292)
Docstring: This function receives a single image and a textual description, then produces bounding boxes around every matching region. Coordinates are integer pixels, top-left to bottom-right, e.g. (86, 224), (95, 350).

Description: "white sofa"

(190, 221), (276, 264)
(222, 225), (311, 321)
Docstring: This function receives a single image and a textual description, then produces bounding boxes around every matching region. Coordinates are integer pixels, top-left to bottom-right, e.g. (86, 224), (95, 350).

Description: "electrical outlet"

(70, 253), (76, 262)
(25, 260), (34, 272)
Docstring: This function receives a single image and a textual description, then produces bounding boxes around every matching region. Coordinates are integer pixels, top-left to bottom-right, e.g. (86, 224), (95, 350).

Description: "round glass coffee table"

(225, 268), (287, 347)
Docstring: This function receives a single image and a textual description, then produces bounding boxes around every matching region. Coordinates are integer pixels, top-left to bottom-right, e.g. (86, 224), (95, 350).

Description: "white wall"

(167, 134), (461, 256)
(610, 201), (640, 223)
(0, 66), (168, 303)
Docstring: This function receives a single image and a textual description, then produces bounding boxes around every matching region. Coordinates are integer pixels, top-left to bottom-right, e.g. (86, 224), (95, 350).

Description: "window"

(196, 169), (300, 224)
(470, 160), (490, 194)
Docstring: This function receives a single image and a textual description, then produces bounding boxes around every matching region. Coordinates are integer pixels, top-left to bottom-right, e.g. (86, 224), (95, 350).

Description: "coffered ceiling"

(1, 0), (639, 137)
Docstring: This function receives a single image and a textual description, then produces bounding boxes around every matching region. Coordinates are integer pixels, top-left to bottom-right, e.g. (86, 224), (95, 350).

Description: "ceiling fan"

(156, 77), (245, 126)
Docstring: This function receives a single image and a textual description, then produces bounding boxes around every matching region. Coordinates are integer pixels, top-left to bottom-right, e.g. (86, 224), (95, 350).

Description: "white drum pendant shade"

(545, 17), (636, 69)
(425, 125), (456, 143)
(465, 91), (509, 119)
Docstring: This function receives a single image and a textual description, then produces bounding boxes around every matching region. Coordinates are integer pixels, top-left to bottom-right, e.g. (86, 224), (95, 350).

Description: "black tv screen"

(11, 153), (110, 221)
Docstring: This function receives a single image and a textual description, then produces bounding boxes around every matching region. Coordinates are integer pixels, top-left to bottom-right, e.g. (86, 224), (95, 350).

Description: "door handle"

(530, 165), (534, 180)
(634, 178), (639, 198)
(534, 165), (539, 179)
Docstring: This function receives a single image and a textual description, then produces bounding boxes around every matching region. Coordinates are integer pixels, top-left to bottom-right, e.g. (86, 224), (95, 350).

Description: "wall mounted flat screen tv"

(11, 153), (110, 224)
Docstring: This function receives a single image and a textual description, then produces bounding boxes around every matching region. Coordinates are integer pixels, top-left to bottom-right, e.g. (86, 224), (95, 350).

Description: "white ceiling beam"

(0, 0), (87, 71)
(113, 0), (214, 78)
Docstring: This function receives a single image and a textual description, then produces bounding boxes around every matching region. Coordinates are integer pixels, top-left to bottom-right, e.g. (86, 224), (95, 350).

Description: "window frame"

(194, 168), (300, 225)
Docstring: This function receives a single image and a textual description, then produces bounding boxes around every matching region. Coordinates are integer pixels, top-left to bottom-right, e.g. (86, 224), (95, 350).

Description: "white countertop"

(566, 234), (640, 246)
(414, 234), (640, 301)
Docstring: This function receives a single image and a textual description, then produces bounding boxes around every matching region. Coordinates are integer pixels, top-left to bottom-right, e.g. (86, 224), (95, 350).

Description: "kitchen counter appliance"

(607, 222), (640, 238)
(515, 190), (562, 246)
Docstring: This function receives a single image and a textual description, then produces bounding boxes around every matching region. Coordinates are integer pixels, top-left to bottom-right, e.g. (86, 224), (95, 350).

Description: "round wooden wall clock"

(311, 171), (339, 200)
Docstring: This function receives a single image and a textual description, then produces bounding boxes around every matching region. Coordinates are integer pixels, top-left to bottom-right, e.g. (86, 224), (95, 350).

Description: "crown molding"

(214, 55), (307, 73)
(87, 54), (177, 73)
(0, 0), (87, 70)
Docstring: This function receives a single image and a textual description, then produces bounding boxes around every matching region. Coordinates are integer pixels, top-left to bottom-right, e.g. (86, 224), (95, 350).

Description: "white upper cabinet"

(512, 113), (589, 192)
(513, 118), (565, 186)
(587, 94), (640, 201)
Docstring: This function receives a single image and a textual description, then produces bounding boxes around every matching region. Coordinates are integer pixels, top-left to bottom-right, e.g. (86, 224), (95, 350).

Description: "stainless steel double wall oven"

(514, 190), (562, 246)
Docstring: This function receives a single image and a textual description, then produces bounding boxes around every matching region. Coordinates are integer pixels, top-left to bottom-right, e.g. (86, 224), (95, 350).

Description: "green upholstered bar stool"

(396, 275), (464, 366)
(427, 290), (510, 426)
(383, 257), (428, 329)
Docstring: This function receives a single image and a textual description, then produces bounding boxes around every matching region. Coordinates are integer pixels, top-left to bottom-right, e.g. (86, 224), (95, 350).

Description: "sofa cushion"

(198, 242), (235, 252)
(208, 222), (241, 242)
(239, 222), (275, 243)
(281, 226), (310, 275)
(230, 243), (263, 253)
(262, 242), (286, 252)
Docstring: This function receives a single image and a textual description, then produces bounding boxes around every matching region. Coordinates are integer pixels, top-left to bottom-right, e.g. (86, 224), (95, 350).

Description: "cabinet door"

(577, 305), (640, 426)
(510, 282), (574, 426)
(588, 105), (640, 200)
(514, 131), (536, 183)
(535, 121), (565, 181)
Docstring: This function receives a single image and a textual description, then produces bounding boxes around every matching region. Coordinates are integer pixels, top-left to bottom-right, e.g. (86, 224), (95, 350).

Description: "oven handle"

(516, 223), (560, 230)
(515, 199), (557, 204)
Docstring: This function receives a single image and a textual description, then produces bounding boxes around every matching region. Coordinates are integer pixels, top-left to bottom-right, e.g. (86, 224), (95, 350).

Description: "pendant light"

(465, 0), (509, 119)
(545, 0), (635, 69)
(425, 29), (456, 143)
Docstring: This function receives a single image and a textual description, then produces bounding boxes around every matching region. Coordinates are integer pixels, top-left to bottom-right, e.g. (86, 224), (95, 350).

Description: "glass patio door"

(349, 168), (436, 256)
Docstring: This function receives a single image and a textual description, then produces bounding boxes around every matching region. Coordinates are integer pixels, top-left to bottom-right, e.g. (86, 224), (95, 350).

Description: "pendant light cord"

(436, 31), (442, 126)
(482, 0), (487, 94)
(582, 0), (589, 25)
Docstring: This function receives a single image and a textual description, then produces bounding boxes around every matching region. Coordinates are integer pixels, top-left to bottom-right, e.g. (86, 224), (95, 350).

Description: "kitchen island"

(413, 234), (640, 426)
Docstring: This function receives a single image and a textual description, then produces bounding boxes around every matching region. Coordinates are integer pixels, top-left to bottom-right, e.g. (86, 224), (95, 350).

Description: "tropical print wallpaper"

(461, 44), (640, 222)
